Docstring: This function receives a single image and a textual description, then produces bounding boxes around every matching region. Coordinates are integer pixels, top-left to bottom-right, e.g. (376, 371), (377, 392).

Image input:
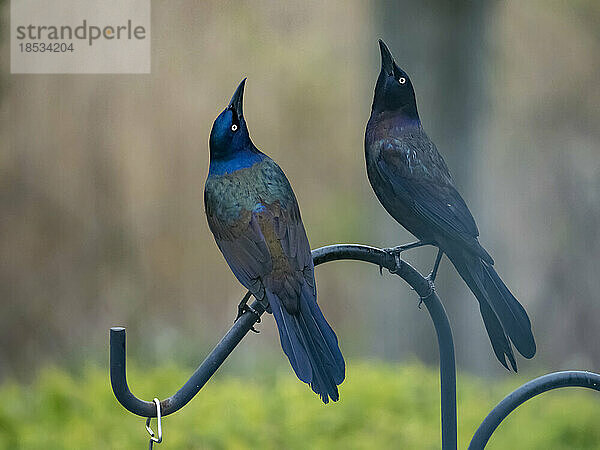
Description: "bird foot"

(418, 275), (436, 309)
(386, 250), (403, 275)
(385, 240), (433, 274)
(235, 302), (261, 333)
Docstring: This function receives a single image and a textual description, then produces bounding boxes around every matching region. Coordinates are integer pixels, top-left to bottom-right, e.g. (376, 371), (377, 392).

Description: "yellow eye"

(399, 77), (406, 84)
(231, 124), (238, 131)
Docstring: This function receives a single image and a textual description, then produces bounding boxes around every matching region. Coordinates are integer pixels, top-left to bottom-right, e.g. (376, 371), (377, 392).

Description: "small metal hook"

(145, 398), (162, 449)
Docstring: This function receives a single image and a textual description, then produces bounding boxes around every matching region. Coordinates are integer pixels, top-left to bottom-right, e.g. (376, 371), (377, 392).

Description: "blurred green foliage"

(0, 362), (598, 449)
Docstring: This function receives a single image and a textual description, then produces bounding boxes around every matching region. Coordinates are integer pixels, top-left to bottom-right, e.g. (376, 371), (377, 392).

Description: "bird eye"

(231, 124), (238, 132)
(399, 77), (406, 84)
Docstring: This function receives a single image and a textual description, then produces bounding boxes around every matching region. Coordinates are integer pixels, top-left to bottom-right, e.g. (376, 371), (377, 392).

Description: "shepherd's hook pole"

(110, 243), (457, 449)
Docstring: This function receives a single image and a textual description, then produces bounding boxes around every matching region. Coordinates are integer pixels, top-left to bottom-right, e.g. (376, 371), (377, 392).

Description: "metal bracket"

(109, 242), (600, 450)
(468, 370), (600, 449)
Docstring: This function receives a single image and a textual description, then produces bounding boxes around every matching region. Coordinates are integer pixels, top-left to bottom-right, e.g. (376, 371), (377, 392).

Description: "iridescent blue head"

(371, 40), (419, 123)
(210, 78), (254, 159)
(209, 79), (264, 174)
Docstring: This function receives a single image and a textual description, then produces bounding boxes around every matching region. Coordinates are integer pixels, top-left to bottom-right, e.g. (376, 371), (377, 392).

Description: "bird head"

(371, 39), (419, 121)
(209, 78), (252, 159)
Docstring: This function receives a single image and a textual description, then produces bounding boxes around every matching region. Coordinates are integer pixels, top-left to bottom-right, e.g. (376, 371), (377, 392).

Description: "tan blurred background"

(1, 0), (599, 380)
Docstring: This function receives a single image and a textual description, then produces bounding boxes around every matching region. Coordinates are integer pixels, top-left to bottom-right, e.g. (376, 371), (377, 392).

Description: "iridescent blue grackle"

(365, 40), (536, 371)
(204, 79), (345, 402)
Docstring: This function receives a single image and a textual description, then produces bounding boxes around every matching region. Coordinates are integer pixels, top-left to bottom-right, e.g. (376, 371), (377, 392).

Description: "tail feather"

(294, 314), (339, 402)
(448, 249), (536, 369)
(300, 285), (345, 383)
(478, 299), (517, 371)
(483, 264), (536, 358)
(267, 285), (345, 403)
(271, 299), (312, 383)
(455, 256), (517, 371)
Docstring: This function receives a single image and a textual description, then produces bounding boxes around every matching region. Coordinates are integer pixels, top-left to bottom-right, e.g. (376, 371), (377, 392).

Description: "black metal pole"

(110, 299), (266, 417)
(312, 245), (457, 450)
(468, 370), (600, 449)
(110, 243), (457, 448)
(422, 284), (457, 450)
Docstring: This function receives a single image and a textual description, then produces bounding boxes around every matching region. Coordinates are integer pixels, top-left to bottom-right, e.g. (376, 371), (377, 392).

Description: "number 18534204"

(19, 42), (74, 52)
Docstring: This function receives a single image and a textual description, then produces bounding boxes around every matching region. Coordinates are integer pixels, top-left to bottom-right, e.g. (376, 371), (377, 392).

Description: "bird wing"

(375, 138), (493, 263)
(206, 207), (272, 298)
(266, 198), (316, 314)
(206, 190), (314, 314)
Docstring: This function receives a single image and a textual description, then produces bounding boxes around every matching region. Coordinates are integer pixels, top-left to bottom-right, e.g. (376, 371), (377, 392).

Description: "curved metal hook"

(110, 243), (457, 448)
(469, 370), (600, 449)
(110, 242), (600, 450)
(313, 244), (457, 449)
(110, 298), (267, 418)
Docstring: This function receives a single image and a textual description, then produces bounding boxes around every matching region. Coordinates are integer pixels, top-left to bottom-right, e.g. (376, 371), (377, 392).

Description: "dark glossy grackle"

(364, 40), (536, 371)
(204, 79), (345, 402)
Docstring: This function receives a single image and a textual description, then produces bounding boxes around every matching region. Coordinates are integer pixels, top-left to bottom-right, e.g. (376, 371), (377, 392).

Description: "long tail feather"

(267, 285), (345, 403)
(479, 299), (517, 371)
(448, 249), (536, 370)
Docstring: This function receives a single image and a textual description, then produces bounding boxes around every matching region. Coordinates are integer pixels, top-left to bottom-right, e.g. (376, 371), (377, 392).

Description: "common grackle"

(364, 40), (536, 371)
(204, 79), (345, 402)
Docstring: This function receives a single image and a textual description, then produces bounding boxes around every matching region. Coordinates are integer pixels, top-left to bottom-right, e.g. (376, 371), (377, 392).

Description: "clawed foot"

(389, 251), (403, 274)
(385, 240), (433, 275)
(383, 241), (440, 310)
(384, 247), (405, 275)
(235, 295), (261, 333)
(418, 274), (436, 309)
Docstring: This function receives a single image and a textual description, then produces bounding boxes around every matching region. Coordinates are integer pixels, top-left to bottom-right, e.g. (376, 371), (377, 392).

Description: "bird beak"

(378, 39), (394, 76)
(228, 78), (247, 117)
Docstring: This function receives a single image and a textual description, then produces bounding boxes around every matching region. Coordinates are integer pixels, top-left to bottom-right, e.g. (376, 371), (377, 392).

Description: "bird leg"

(388, 240), (434, 253)
(417, 249), (443, 309)
(385, 240), (434, 274)
(418, 277), (436, 309)
(428, 248), (444, 282)
(235, 291), (261, 333)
